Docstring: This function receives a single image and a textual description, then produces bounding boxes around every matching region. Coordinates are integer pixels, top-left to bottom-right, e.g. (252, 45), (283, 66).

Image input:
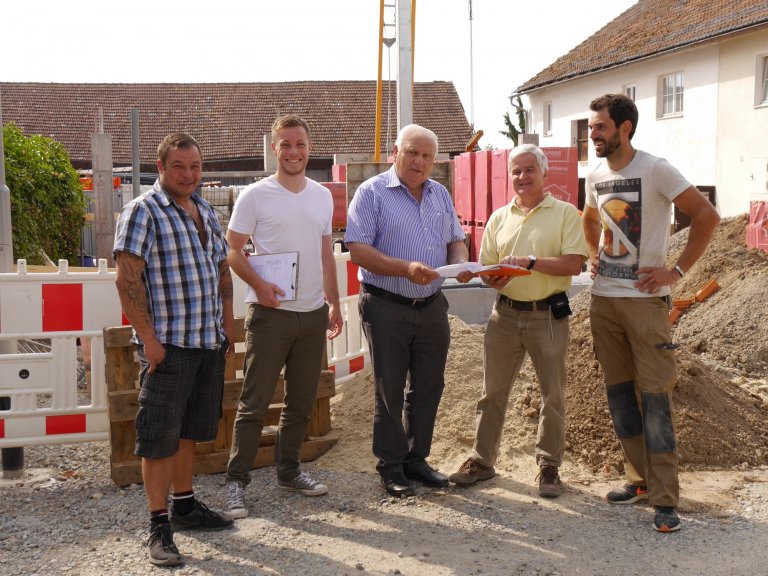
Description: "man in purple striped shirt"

(346, 124), (471, 497)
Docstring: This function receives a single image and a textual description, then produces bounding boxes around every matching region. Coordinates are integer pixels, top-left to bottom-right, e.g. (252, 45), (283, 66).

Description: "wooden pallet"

(103, 319), (337, 486)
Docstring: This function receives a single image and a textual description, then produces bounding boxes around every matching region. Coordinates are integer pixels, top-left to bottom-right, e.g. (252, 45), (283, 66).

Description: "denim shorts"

(135, 343), (226, 459)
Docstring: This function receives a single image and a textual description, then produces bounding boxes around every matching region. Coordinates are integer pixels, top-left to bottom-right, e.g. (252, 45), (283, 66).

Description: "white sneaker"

(278, 471), (328, 496)
(225, 480), (248, 519)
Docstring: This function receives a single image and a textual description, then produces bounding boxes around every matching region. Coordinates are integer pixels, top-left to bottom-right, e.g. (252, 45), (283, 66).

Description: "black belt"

(498, 294), (552, 311)
(362, 283), (440, 309)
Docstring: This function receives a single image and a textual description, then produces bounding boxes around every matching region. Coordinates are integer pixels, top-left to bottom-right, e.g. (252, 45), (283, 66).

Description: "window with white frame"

(624, 84), (637, 101)
(544, 101), (552, 135)
(757, 55), (768, 105)
(659, 72), (684, 116)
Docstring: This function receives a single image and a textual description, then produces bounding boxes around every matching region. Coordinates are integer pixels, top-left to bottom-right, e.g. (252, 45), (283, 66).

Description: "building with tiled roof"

(0, 81), (472, 179)
(513, 0), (768, 217)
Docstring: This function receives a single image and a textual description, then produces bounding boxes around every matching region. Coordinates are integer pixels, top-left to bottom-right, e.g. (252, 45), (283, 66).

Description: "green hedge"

(3, 122), (86, 264)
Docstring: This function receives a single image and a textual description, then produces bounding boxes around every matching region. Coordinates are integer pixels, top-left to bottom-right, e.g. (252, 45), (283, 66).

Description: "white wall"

(526, 44), (720, 192)
(716, 28), (768, 217)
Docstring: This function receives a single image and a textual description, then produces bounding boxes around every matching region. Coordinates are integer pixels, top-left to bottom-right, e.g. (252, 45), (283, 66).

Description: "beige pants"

(589, 295), (680, 507)
(473, 301), (569, 468)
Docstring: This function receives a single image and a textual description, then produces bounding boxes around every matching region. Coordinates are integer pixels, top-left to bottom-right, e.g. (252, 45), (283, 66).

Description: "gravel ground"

(2, 441), (768, 576)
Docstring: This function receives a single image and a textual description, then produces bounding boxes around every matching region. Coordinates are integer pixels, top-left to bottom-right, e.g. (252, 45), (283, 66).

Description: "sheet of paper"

(435, 262), (484, 278)
(247, 251), (299, 301)
(435, 262), (531, 278)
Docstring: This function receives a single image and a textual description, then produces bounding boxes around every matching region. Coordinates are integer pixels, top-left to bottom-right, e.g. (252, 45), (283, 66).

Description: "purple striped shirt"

(345, 167), (464, 298)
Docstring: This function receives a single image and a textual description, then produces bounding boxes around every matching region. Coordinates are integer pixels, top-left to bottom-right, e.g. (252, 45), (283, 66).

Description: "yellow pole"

(375, 0), (385, 163)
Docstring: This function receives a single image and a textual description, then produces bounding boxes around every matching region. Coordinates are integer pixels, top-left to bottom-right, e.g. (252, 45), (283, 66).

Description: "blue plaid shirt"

(113, 179), (228, 349)
(345, 167), (465, 298)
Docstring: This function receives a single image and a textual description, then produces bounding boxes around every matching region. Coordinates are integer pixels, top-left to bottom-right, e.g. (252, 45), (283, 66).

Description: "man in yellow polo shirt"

(449, 144), (587, 497)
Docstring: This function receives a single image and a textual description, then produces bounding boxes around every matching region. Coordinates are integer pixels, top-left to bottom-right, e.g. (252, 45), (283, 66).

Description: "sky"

(0, 0), (638, 150)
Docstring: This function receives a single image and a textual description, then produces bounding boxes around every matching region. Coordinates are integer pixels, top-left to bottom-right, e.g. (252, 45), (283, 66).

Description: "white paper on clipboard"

(247, 251), (299, 301)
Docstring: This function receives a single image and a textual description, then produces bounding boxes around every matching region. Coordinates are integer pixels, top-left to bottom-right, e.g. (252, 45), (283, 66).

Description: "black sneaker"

(170, 499), (234, 532)
(146, 522), (182, 566)
(653, 506), (681, 532)
(605, 484), (649, 505)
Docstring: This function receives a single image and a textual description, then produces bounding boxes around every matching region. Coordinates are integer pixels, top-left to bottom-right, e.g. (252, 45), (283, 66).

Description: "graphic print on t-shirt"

(595, 178), (641, 280)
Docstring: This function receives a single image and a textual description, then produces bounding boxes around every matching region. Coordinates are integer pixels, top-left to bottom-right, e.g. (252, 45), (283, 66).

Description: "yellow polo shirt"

(479, 193), (587, 301)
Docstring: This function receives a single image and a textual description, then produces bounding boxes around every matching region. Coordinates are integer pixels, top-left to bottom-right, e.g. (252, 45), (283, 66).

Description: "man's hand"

(484, 274), (513, 290)
(254, 281), (286, 308)
(327, 304), (343, 340)
(455, 270), (475, 284)
(406, 262), (440, 285)
(222, 318), (236, 357)
(143, 337), (166, 374)
(635, 266), (680, 293)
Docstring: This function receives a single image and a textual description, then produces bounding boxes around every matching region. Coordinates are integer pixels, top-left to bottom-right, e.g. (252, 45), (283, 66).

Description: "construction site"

(2, 1), (768, 574)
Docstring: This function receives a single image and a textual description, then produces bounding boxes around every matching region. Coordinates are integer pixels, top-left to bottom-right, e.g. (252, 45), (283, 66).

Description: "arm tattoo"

(219, 261), (234, 300)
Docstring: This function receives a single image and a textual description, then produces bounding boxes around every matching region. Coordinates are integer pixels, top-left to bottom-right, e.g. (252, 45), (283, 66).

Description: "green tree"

(3, 122), (86, 264)
(500, 95), (527, 146)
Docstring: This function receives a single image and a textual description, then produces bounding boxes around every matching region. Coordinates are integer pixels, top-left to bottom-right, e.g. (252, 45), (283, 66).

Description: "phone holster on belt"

(548, 292), (572, 319)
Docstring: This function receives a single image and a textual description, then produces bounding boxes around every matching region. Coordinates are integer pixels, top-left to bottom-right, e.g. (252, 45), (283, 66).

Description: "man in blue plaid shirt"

(114, 132), (235, 567)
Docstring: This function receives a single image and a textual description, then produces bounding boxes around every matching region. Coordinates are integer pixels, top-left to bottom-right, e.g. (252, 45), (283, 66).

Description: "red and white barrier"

(0, 253), (368, 449)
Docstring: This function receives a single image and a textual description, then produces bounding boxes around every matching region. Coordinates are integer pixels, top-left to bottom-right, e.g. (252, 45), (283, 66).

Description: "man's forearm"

(447, 240), (469, 264)
(114, 252), (157, 343)
(219, 260), (235, 323)
(321, 246), (341, 307)
(348, 242), (410, 277)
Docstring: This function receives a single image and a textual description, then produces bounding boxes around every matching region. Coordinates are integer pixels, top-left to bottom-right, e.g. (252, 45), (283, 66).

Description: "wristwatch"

(526, 255), (537, 270)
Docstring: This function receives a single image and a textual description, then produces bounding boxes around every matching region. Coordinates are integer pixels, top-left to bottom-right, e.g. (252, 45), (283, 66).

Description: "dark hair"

(590, 94), (639, 140)
(271, 114), (311, 141)
(157, 132), (202, 164)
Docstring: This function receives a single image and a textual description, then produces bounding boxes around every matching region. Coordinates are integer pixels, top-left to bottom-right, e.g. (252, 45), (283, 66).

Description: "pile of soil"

(329, 215), (768, 476)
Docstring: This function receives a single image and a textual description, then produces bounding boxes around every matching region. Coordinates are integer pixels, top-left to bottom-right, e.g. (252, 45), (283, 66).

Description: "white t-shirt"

(229, 175), (332, 312)
(585, 150), (691, 298)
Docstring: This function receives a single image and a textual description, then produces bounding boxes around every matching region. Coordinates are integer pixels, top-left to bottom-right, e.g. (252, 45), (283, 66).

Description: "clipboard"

(247, 251), (299, 301)
(473, 264), (531, 278)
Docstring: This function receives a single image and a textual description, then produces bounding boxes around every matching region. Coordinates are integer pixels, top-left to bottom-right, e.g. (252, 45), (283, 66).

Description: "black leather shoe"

(404, 461), (449, 488)
(380, 472), (415, 497)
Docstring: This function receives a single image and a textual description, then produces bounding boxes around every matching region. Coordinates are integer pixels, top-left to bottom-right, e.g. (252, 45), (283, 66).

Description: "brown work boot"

(449, 457), (496, 486)
(536, 465), (563, 498)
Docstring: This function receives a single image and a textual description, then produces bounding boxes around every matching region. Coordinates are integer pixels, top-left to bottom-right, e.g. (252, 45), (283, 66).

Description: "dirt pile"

(329, 215), (768, 476)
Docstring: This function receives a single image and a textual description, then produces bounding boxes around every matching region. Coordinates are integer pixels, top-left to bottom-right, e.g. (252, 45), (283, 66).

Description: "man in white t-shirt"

(583, 94), (719, 533)
(223, 115), (343, 519)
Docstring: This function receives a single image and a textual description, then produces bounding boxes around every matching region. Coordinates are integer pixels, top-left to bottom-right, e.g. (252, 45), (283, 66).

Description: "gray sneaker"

(146, 522), (182, 567)
(278, 471), (329, 496)
(226, 480), (248, 519)
(449, 457), (496, 486)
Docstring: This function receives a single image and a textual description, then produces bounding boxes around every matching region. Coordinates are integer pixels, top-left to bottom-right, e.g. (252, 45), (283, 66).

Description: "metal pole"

(375, 0), (385, 163)
(0, 87), (24, 479)
(396, 0), (414, 129)
(131, 109), (140, 199)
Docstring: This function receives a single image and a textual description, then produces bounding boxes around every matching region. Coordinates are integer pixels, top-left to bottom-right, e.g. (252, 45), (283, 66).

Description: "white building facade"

(520, 26), (768, 218)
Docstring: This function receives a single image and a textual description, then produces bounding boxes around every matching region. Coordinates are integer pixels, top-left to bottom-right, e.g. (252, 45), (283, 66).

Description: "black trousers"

(359, 290), (451, 474)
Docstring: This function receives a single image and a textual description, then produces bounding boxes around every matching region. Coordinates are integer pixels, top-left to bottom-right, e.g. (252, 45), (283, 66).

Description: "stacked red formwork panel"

(320, 182), (348, 230)
(490, 149), (509, 212)
(542, 147), (579, 209)
(747, 201), (768, 253)
(454, 152), (476, 260)
(472, 151), (493, 262)
(332, 164), (347, 183)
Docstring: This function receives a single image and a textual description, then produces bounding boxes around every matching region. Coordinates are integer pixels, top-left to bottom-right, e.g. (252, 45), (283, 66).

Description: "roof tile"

(0, 81), (472, 163)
